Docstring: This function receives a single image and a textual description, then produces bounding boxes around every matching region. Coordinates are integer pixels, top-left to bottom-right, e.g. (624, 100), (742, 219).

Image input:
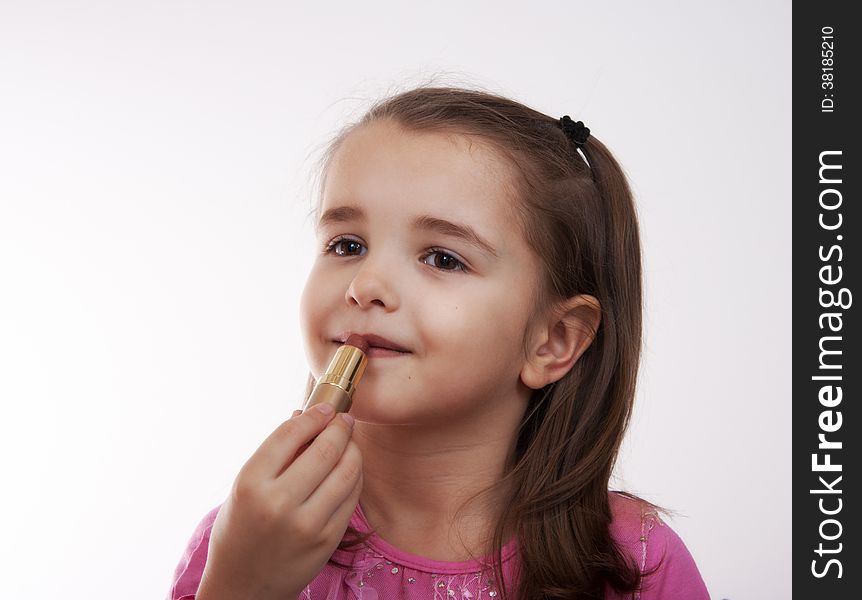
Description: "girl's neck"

(351, 406), (523, 562)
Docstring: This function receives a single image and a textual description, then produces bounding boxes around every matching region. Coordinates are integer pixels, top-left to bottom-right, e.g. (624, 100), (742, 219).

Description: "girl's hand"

(197, 404), (363, 600)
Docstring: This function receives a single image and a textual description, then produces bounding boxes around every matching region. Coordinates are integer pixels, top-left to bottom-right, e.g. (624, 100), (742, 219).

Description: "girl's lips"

(335, 332), (410, 352)
(365, 346), (409, 358)
(333, 340), (410, 358)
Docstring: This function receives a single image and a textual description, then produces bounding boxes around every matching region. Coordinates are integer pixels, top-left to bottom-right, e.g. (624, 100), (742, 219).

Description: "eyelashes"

(322, 236), (469, 273)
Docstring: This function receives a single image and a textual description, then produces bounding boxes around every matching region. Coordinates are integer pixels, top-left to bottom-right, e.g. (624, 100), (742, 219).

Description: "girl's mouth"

(333, 341), (409, 359)
(332, 333), (412, 357)
(364, 346), (410, 358)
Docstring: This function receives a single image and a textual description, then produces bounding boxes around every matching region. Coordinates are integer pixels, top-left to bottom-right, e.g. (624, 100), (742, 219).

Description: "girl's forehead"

(321, 121), (519, 229)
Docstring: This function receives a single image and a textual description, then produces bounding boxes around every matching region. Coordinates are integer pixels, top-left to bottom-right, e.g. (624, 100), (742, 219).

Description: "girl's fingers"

(276, 412), (356, 504)
(240, 404), (338, 481)
(300, 439), (363, 525)
(313, 458), (364, 542)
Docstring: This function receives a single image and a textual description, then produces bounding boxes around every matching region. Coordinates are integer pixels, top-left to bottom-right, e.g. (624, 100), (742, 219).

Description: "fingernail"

(314, 403), (335, 416)
(291, 409), (302, 418)
(341, 413), (355, 427)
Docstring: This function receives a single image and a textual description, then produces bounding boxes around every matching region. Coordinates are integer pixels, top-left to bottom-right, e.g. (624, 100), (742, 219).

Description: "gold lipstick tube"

(302, 343), (368, 413)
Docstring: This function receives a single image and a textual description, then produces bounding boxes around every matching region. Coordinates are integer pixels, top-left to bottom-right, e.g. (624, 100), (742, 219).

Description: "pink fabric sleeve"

(638, 517), (710, 600)
(166, 505), (222, 600)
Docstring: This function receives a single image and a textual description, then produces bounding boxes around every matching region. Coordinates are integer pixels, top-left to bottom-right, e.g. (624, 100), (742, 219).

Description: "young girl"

(168, 86), (710, 599)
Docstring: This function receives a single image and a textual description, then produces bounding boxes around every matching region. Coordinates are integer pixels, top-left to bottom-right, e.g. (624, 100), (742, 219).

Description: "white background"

(0, 1), (790, 598)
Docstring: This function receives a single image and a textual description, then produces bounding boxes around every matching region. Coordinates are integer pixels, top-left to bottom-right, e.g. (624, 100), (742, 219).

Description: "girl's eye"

(324, 237), (365, 257)
(421, 248), (468, 273)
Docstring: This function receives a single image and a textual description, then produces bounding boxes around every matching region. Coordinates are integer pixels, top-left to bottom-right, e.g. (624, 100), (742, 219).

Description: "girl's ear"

(519, 294), (601, 390)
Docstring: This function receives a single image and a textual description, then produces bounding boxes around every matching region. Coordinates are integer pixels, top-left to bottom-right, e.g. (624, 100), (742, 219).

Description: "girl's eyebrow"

(317, 204), (499, 258)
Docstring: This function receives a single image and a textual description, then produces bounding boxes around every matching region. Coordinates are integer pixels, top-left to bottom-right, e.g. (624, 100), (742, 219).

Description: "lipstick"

(302, 333), (369, 414)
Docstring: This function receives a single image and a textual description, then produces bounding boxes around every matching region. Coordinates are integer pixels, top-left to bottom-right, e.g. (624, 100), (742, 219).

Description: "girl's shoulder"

(167, 504), (222, 600)
(606, 492), (711, 599)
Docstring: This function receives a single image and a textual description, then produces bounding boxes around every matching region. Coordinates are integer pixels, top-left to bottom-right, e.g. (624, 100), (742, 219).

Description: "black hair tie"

(559, 115), (590, 147)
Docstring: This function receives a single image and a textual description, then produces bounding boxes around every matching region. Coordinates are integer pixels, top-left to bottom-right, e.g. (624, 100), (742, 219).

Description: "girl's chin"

(349, 392), (416, 421)
(348, 395), (461, 428)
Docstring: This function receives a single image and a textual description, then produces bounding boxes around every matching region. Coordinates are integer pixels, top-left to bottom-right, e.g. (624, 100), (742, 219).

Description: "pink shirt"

(168, 492), (710, 599)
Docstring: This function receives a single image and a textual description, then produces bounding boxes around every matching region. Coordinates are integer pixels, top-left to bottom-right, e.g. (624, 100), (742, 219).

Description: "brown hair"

(303, 85), (671, 599)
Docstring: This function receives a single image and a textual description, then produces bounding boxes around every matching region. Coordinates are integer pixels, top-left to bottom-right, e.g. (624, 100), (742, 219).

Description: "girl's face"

(300, 119), (545, 426)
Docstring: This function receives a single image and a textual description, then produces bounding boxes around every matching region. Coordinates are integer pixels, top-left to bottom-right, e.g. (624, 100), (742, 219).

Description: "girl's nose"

(344, 257), (399, 311)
